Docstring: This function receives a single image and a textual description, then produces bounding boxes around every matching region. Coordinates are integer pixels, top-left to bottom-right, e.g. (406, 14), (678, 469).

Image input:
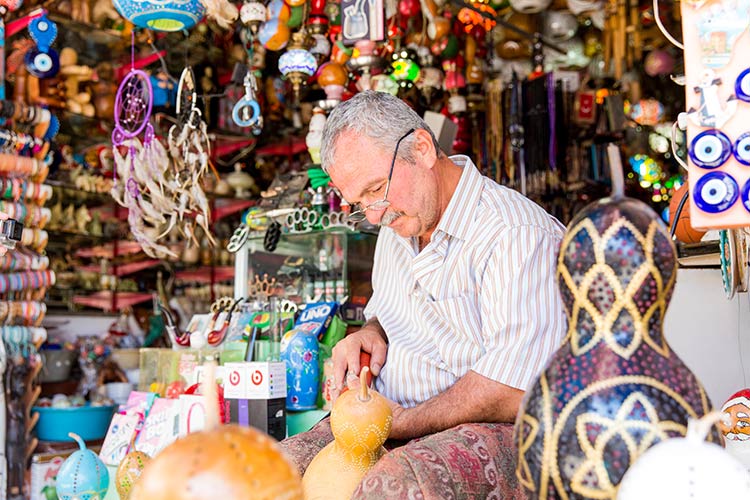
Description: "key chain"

(24, 13), (59, 78)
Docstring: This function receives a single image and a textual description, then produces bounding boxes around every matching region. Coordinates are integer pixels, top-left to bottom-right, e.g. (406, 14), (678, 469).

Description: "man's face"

(327, 131), (438, 239)
(721, 402), (750, 441)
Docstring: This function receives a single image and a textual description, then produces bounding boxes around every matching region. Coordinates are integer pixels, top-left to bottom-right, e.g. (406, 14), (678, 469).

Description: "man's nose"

(366, 206), (387, 225)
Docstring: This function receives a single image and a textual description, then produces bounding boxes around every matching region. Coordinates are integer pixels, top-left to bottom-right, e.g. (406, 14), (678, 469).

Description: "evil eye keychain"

(232, 71), (263, 134)
(24, 13), (59, 78)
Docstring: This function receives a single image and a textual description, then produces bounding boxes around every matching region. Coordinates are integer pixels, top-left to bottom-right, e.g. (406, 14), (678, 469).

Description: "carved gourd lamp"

(278, 31), (318, 102)
(515, 145), (719, 499)
(303, 367), (392, 499)
(113, 0), (206, 31)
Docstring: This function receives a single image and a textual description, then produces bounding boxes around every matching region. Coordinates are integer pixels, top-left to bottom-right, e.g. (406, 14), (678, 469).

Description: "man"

(281, 91), (566, 497)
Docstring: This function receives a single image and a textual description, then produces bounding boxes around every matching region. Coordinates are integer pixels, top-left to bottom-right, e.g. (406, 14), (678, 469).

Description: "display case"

(233, 228), (377, 320)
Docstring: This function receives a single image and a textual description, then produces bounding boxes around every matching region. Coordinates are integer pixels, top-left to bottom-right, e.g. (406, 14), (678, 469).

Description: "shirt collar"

(435, 155), (484, 241)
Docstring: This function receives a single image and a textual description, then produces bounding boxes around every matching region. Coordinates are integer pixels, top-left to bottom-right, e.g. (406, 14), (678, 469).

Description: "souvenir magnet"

(687, 69), (738, 128)
(689, 129), (732, 169)
(693, 171), (739, 213)
(736, 68), (750, 102)
(696, 1), (750, 68)
(735, 132), (750, 166)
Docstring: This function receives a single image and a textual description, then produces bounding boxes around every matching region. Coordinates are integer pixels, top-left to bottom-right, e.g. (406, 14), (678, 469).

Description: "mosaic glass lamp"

(278, 32), (318, 98)
(113, 0), (206, 32)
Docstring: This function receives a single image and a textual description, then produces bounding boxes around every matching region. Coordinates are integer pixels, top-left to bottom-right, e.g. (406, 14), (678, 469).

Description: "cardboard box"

(223, 362), (286, 400)
(228, 398), (286, 441)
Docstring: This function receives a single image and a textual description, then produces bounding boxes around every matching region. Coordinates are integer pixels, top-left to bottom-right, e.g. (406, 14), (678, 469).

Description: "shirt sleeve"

(471, 224), (567, 391)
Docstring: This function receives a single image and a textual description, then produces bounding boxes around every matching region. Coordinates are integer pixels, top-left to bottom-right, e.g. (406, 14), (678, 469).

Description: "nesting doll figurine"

(515, 174), (719, 499)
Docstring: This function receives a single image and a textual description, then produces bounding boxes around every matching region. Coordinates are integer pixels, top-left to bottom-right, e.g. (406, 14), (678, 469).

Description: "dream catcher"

(111, 36), (179, 259)
(163, 66), (215, 248)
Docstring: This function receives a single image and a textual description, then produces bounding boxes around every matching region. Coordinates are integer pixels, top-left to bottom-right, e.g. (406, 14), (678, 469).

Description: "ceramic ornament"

(720, 388), (750, 470)
(617, 414), (750, 499)
(113, 0), (206, 32)
(515, 145), (719, 500)
(116, 449), (150, 499)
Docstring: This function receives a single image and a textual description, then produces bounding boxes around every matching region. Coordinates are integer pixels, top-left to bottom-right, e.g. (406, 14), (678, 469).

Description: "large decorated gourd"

(130, 362), (302, 500)
(56, 432), (109, 500)
(514, 145), (719, 499)
(115, 447), (150, 500)
(617, 414), (750, 499)
(303, 367), (392, 500)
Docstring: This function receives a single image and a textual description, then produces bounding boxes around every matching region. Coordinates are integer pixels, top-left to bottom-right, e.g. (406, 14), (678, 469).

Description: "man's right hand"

(331, 320), (387, 401)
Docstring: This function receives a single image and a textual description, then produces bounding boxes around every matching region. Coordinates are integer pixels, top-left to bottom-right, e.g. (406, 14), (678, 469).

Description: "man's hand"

(331, 319), (387, 401)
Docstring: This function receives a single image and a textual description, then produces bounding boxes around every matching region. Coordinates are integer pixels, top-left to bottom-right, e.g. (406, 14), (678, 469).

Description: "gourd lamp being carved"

(515, 145), (719, 500)
(303, 367), (392, 499)
(130, 362), (302, 500)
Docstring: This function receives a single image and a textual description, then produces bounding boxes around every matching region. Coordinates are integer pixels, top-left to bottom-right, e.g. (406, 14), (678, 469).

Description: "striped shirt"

(365, 155), (567, 408)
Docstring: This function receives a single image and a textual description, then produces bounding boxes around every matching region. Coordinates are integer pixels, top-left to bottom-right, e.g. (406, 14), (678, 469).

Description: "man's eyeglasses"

(347, 128), (415, 223)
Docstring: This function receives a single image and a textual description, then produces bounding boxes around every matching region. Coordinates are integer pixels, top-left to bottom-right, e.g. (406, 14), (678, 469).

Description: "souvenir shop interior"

(1, 0), (750, 498)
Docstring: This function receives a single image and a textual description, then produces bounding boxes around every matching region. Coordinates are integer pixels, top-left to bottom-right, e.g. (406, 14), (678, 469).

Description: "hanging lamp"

(113, 0), (206, 32)
(278, 31), (318, 100)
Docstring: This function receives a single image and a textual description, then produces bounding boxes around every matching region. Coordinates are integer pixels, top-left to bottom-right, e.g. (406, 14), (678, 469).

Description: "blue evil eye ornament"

(25, 13), (59, 78)
(689, 129), (732, 169)
(113, 0), (206, 32)
(734, 132), (750, 166)
(56, 432), (109, 500)
(693, 171), (739, 214)
(736, 68), (750, 103)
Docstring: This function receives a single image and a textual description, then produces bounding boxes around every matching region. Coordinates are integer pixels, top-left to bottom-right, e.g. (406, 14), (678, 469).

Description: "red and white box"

(223, 362), (286, 400)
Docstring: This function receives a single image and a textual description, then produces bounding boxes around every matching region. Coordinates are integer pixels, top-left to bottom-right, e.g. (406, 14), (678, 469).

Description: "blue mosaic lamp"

(113, 0), (206, 32)
(278, 32), (318, 99)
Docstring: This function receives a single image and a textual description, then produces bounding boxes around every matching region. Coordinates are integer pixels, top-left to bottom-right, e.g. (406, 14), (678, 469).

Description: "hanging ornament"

(278, 31), (318, 100)
(258, 18), (291, 50)
(240, 0), (267, 33)
(307, 0), (329, 34)
(25, 13), (59, 78)
(113, 0), (206, 31)
(232, 71), (263, 134)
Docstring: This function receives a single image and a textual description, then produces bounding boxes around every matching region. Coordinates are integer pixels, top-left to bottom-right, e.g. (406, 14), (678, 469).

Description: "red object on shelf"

(73, 291), (152, 312)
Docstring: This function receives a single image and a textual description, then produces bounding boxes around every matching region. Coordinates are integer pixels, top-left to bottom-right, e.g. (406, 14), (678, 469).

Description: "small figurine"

(720, 389), (750, 470)
(226, 163), (257, 198)
(75, 205), (92, 235)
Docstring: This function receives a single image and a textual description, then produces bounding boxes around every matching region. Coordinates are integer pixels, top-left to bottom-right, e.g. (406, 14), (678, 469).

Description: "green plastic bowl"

(33, 404), (116, 442)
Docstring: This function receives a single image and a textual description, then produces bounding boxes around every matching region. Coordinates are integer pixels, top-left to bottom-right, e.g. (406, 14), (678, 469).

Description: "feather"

(200, 0), (239, 29)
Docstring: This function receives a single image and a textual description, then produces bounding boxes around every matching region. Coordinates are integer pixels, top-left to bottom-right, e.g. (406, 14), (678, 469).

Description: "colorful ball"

(669, 183), (706, 244)
(258, 18), (291, 51)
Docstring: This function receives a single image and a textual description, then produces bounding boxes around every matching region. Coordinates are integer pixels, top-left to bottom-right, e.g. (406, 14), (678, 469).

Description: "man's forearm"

(389, 370), (524, 440)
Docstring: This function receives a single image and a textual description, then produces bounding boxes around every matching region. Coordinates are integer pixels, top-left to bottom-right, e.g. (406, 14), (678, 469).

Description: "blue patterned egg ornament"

(281, 327), (320, 411)
(56, 432), (109, 500)
(515, 194), (720, 499)
(113, 0), (206, 32)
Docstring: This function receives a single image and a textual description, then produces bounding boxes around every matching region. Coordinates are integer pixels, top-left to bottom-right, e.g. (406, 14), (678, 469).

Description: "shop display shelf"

(75, 241), (143, 259)
(73, 291), (152, 312)
(79, 259), (162, 277)
(175, 266), (235, 284)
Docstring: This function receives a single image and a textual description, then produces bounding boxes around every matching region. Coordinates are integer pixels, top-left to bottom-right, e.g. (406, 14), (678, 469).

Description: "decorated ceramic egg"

(56, 433), (109, 500)
(112, 0), (206, 32)
(116, 450), (151, 500)
(618, 417), (750, 499)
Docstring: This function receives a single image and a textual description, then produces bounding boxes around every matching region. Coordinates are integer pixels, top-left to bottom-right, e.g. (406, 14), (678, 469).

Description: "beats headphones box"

(223, 361), (286, 400)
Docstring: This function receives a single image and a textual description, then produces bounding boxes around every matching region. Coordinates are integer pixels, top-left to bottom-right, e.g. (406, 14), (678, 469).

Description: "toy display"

(515, 146), (719, 499)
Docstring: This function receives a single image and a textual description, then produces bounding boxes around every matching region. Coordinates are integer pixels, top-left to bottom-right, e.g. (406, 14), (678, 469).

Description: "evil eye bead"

(737, 68), (750, 103)
(689, 129), (732, 169)
(24, 48), (60, 78)
(693, 171), (739, 214)
(742, 179), (750, 213)
(734, 132), (750, 166)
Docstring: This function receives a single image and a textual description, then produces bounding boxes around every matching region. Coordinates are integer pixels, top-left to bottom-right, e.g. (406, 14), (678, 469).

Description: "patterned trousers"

(279, 417), (525, 499)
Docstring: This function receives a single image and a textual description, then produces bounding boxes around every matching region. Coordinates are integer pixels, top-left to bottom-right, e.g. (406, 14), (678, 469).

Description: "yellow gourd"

(303, 367), (393, 500)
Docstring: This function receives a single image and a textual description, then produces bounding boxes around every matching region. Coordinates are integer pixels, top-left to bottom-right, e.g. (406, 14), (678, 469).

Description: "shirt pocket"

(423, 293), (483, 374)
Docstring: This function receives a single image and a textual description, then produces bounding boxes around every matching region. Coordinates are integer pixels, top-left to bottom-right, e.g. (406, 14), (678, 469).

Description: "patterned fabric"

(365, 155), (567, 408)
(279, 417), (525, 499)
(516, 197), (719, 499)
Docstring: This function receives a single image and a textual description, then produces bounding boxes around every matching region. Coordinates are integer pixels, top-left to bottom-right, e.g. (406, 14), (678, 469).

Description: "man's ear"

(415, 128), (438, 168)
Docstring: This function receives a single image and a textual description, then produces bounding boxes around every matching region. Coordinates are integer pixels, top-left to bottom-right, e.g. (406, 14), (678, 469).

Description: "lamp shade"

(113, 0), (206, 31)
(279, 48), (318, 78)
